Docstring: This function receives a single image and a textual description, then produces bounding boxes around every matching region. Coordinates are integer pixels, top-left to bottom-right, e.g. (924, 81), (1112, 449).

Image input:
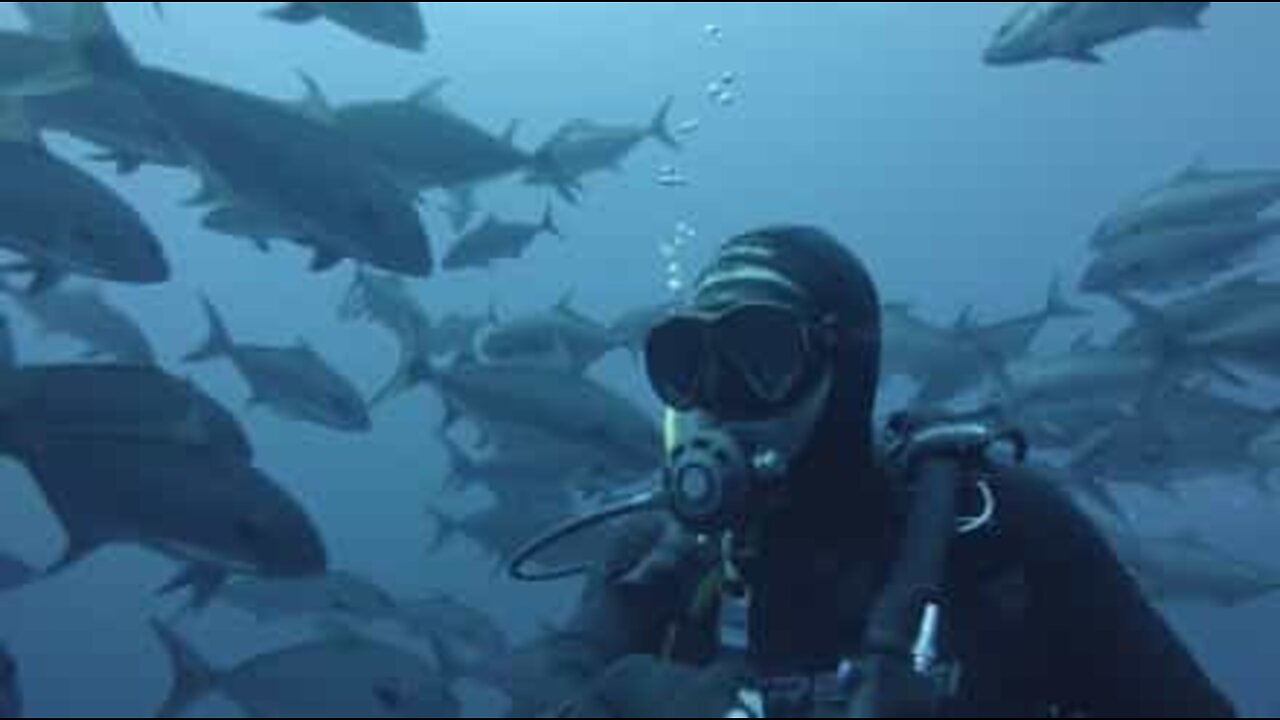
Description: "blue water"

(0, 2), (1277, 716)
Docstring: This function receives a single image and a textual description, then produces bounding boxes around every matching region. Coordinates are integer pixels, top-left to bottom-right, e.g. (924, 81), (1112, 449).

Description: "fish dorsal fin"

(1176, 156), (1211, 182)
(408, 77), (451, 111)
(293, 71), (337, 124)
(1070, 331), (1096, 354)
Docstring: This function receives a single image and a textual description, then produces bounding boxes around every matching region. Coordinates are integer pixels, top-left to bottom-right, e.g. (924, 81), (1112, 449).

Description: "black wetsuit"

(531, 462), (1237, 718)
(509, 228), (1237, 718)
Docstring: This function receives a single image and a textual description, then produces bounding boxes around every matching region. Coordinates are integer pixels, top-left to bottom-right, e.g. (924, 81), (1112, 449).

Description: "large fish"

(377, 356), (661, 476)
(984, 2), (1211, 66)
(26, 81), (187, 174)
(185, 296), (372, 433)
(1093, 162), (1280, 250)
(153, 623), (459, 718)
(20, 437), (326, 602)
(475, 297), (620, 374)
(442, 206), (562, 272)
(0, 98), (168, 293)
(1112, 274), (1280, 352)
(297, 75), (535, 192)
(219, 572), (398, 624)
(266, 2), (428, 53)
(0, 281), (155, 365)
(527, 98), (679, 196)
(52, 3), (432, 277)
(1080, 217), (1280, 295)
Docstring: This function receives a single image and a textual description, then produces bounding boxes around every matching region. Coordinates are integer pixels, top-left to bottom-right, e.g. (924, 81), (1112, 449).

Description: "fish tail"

(183, 295), (234, 363)
(65, 2), (140, 79)
(369, 348), (434, 408)
(150, 621), (218, 719)
(541, 203), (564, 239)
(649, 96), (680, 150)
(1046, 273), (1089, 319)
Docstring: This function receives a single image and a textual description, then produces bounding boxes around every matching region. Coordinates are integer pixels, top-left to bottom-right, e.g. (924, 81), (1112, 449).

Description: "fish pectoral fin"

(266, 2), (322, 24)
(156, 562), (229, 613)
(310, 248), (343, 273)
(1063, 47), (1104, 64)
(24, 265), (65, 296)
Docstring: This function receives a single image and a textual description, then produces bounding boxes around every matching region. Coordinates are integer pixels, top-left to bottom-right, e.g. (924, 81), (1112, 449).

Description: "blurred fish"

(1079, 218), (1280, 295)
(1112, 274), (1280, 352)
(442, 206), (563, 272)
(266, 2), (428, 53)
(432, 312), (489, 358)
(957, 277), (1089, 363)
(427, 492), (597, 571)
(19, 437), (326, 604)
(1114, 292), (1280, 378)
(0, 281), (155, 365)
(442, 422), (658, 500)
(0, 643), (18, 719)
(0, 27), (91, 98)
(440, 186), (479, 234)
(1071, 383), (1275, 492)
(0, 98), (169, 293)
(1111, 532), (1280, 607)
(475, 296), (619, 374)
(297, 75), (535, 192)
(340, 265), (432, 342)
(527, 98), (679, 195)
(61, 3), (432, 277)
(185, 296), (373, 433)
(0, 553), (35, 594)
(996, 347), (1167, 418)
(881, 304), (992, 407)
(395, 595), (510, 679)
(152, 622), (459, 718)
(377, 356), (662, 477)
(1092, 162), (1280, 250)
(984, 2), (1210, 66)
(26, 81), (187, 174)
(0, 364), (251, 459)
(219, 572), (398, 624)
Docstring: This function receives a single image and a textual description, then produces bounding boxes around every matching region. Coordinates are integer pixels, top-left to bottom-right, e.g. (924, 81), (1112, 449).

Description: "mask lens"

(645, 316), (710, 411)
(713, 304), (811, 406)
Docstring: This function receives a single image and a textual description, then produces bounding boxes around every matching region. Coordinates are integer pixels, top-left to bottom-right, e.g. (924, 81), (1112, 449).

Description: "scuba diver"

(509, 227), (1237, 718)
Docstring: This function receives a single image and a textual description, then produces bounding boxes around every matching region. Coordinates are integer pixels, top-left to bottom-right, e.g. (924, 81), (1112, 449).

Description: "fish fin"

(91, 149), (145, 175)
(648, 96), (680, 150)
(183, 294), (234, 363)
(25, 265), (65, 296)
(45, 532), (100, 577)
(150, 621), (218, 719)
(424, 506), (462, 554)
(541, 204), (564, 239)
(500, 119), (522, 145)
(424, 631), (471, 681)
(407, 77), (452, 110)
(265, 2), (322, 24)
(310, 248), (343, 273)
(291, 70), (336, 124)
(155, 563), (228, 613)
(1064, 47), (1104, 64)
(951, 305), (976, 333)
(1046, 273), (1089, 319)
(369, 350), (434, 408)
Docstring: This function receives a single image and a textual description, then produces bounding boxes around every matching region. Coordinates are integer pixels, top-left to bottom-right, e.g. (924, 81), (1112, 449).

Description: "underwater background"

(0, 2), (1276, 717)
